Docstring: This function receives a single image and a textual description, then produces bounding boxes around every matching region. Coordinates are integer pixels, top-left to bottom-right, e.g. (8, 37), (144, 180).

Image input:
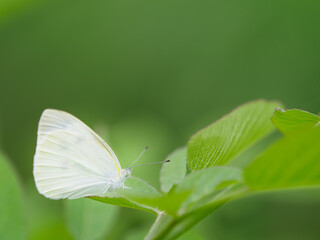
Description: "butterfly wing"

(34, 109), (121, 199)
(37, 109), (120, 165)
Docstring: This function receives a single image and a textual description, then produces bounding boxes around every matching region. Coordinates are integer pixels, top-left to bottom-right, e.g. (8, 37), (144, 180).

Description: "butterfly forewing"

(37, 109), (120, 165)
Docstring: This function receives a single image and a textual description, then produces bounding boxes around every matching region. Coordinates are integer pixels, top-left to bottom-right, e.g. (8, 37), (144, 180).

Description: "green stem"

(144, 212), (175, 240)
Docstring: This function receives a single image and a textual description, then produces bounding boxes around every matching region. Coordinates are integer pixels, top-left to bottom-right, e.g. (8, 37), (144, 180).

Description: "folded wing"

(33, 109), (121, 199)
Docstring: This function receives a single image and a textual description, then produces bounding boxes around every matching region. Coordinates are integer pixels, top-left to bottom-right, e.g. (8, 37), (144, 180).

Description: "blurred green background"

(0, 0), (319, 239)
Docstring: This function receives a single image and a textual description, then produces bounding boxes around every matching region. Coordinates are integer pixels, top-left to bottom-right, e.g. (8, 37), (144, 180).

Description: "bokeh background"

(0, 0), (319, 239)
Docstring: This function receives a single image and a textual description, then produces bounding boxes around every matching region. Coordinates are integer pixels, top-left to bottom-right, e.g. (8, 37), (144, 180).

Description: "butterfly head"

(121, 168), (132, 180)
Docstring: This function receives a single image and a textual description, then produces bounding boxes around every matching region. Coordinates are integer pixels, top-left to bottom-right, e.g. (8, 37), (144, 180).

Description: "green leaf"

(188, 100), (282, 171)
(133, 191), (191, 216)
(245, 127), (320, 190)
(65, 198), (119, 240)
(89, 176), (161, 214)
(141, 167), (243, 216)
(175, 167), (243, 213)
(0, 151), (25, 240)
(160, 147), (187, 193)
(272, 108), (320, 135)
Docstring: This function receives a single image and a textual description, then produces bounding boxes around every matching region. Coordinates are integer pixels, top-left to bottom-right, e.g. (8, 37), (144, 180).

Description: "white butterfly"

(33, 109), (135, 200)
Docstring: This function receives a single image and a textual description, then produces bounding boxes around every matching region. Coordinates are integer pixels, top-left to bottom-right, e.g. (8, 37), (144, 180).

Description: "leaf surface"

(188, 100), (282, 171)
(245, 128), (320, 190)
(89, 176), (161, 214)
(160, 147), (187, 193)
(175, 167), (243, 213)
(272, 108), (320, 135)
(65, 198), (119, 240)
(0, 151), (25, 240)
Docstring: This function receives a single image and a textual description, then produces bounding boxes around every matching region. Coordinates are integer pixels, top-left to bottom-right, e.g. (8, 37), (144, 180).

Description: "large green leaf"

(160, 147), (187, 193)
(245, 127), (320, 190)
(65, 198), (119, 240)
(89, 176), (161, 214)
(272, 108), (320, 135)
(0, 151), (25, 240)
(188, 100), (282, 171)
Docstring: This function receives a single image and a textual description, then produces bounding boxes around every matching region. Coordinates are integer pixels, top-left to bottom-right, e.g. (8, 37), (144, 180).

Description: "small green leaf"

(0, 151), (25, 240)
(245, 127), (320, 190)
(272, 108), (320, 135)
(160, 147), (187, 193)
(143, 167), (243, 216)
(65, 198), (119, 240)
(175, 167), (243, 213)
(89, 177), (161, 214)
(188, 100), (282, 171)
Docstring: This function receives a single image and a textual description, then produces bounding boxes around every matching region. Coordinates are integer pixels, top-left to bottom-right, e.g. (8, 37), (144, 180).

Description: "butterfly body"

(106, 168), (132, 191)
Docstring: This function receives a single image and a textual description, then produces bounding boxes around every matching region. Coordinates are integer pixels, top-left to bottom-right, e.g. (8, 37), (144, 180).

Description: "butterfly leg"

(101, 185), (111, 195)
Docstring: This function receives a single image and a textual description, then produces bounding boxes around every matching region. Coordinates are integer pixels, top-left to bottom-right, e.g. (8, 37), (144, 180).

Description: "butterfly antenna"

(128, 146), (149, 168)
(131, 160), (170, 169)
